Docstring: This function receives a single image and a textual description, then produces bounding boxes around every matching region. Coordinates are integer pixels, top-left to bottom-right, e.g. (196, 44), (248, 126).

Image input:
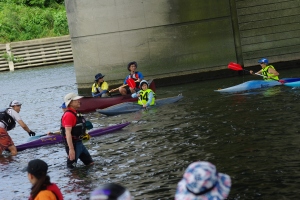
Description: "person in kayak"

(90, 183), (132, 200)
(119, 61), (144, 95)
(249, 58), (279, 81)
(23, 159), (63, 200)
(92, 73), (109, 97)
(0, 100), (36, 156)
(61, 93), (94, 169)
(131, 80), (155, 108)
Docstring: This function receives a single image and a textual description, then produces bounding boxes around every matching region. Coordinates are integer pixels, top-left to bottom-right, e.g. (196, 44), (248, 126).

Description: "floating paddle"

(228, 62), (285, 83)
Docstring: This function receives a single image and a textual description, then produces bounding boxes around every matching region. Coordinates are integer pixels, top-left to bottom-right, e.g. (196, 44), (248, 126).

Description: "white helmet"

(139, 80), (149, 88)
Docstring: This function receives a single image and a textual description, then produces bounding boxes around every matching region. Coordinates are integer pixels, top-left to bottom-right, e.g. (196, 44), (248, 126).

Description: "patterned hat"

(175, 161), (231, 200)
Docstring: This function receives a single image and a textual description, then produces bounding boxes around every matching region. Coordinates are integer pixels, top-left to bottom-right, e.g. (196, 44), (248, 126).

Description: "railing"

(0, 35), (73, 71)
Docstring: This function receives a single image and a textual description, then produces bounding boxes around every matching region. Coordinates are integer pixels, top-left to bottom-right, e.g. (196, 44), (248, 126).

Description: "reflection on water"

(1, 64), (300, 199)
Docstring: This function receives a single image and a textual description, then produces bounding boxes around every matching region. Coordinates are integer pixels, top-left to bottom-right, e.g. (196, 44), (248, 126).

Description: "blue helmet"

(258, 58), (268, 64)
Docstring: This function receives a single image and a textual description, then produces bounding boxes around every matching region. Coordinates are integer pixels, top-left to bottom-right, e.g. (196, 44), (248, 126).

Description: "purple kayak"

(14, 122), (130, 152)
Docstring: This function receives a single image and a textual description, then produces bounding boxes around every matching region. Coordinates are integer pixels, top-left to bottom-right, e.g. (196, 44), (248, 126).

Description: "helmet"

(95, 73), (105, 81)
(127, 61), (137, 71)
(90, 183), (132, 200)
(258, 58), (268, 64)
(139, 80), (148, 88)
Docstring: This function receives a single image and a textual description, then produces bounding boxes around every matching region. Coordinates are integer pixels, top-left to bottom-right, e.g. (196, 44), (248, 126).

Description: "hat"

(64, 93), (83, 107)
(9, 100), (22, 107)
(22, 159), (48, 179)
(60, 102), (66, 109)
(90, 183), (132, 200)
(95, 73), (105, 81)
(175, 161), (231, 200)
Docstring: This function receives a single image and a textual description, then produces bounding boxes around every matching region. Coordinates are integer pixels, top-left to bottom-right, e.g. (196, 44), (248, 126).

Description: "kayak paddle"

(228, 62), (285, 83)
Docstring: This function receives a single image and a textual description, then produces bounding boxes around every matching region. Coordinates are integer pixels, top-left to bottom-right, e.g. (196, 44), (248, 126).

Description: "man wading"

(0, 100), (36, 156)
(60, 93), (94, 168)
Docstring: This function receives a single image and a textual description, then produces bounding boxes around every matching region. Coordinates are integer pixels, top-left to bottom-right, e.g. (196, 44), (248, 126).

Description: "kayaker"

(23, 159), (63, 200)
(175, 161), (231, 200)
(249, 58), (280, 80)
(91, 73), (109, 97)
(90, 183), (132, 200)
(61, 92), (94, 169)
(131, 80), (155, 108)
(0, 100), (36, 156)
(119, 61), (144, 95)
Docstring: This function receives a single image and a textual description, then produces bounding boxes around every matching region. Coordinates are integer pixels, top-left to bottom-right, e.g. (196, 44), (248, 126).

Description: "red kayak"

(78, 79), (156, 113)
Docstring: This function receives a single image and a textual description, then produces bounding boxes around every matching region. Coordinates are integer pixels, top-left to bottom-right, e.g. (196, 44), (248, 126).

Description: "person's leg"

(7, 145), (17, 156)
(119, 87), (127, 95)
(65, 143), (78, 169)
(77, 142), (93, 166)
(0, 129), (15, 156)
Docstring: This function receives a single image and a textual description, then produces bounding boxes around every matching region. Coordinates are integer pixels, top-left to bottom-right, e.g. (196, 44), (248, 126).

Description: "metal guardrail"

(0, 35), (73, 71)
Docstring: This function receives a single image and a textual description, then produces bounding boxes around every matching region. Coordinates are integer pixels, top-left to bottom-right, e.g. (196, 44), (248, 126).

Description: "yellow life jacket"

(262, 65), (279, 81)
(138, 89), (155, 106)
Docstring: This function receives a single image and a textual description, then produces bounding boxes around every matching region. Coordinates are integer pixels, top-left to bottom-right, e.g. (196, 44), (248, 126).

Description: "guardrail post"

(6, 43), (14, 71)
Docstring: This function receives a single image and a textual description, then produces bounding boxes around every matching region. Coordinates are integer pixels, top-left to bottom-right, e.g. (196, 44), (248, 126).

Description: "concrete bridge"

(65, 0), (300, 94)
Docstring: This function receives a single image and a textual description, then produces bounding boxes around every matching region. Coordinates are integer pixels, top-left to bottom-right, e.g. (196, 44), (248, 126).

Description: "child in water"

(131, 80), (155, 108)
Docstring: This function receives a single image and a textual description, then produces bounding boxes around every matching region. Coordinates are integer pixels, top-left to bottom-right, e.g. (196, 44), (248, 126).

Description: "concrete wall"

(65, 0), (238, 91)
(65, 0), (300, 92)
(236, 0), (300, 66)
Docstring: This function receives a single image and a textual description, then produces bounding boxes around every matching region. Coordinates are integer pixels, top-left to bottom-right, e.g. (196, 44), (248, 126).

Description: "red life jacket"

(47, 183), (64, 200)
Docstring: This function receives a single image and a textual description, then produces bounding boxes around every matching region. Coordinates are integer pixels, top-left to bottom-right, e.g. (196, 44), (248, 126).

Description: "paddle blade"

(126, 78), (136, 88)
(228, 62), (243, 71)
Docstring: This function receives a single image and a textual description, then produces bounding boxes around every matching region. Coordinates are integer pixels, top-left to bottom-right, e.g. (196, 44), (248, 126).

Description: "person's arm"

(249, 69), (262, 75)
(137, 72), (144, 82)
(17, 120), (35, 136)
(145, 92), (154, 107)
(131, 92), (138, 98)
(268, 68), (279, 76)
(65, 126), (75, 161)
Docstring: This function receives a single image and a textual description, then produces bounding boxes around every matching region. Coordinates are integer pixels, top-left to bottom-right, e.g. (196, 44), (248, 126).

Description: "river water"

(1, 63), (300, 200)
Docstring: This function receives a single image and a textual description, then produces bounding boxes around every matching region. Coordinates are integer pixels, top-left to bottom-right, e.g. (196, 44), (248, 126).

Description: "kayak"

(284, 80), (300, 87)
(215, 78), (300, 93)
(97, 94), (183, 116)
(11, 122), (130, 152)
(78, 79), (156, 113)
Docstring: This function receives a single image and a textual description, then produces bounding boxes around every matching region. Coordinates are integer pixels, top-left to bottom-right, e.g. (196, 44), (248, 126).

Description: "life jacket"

(138, 89), (156, 106)
(0, 108), (16, 131)
(262, 65), (279, 80)
(60, 110), (86, 140)
(92, 82), (104, 94)
(28, 183), (63, 200)
(47, 183), (63, 200)
(127, 71), (140, 81)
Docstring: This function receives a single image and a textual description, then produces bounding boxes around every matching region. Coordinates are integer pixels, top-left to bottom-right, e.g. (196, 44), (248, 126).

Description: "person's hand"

(28, 131), (36, 136)
(47, 132), (54, 135)
(249, 70), (253, 74)
(68, 148), (75, 160)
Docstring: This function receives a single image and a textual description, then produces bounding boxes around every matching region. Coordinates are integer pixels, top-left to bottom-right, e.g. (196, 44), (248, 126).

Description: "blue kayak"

(97, 94), (183, 116)
(215, 78), (300, 93)
(284, 80), (300, 87)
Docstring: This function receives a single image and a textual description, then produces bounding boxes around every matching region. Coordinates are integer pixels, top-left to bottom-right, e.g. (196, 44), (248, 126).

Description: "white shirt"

(0, 108), (22, 129)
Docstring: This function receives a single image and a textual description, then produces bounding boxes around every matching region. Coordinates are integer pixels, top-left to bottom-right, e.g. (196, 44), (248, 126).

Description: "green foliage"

(0, 1), (68, 43)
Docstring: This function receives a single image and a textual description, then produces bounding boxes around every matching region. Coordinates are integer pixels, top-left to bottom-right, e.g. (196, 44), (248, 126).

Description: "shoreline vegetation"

(0, 0), (69, 43)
